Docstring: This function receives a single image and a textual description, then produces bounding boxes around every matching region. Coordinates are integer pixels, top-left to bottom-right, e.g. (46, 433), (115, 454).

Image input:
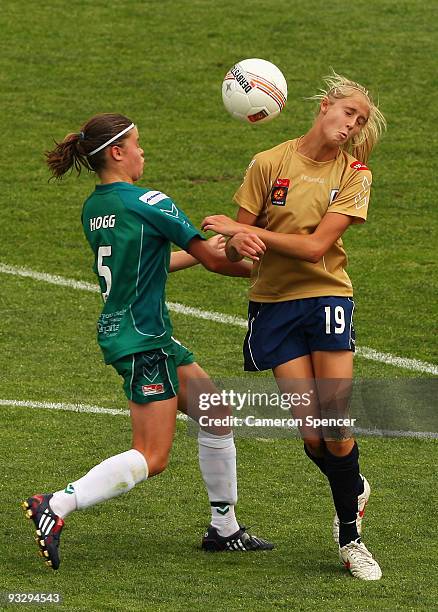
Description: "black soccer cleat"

(21, 494), (64, 570)
(201, 525), (274, 552)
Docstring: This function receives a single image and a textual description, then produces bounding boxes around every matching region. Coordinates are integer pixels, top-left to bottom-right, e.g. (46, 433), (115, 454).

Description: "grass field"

(0, 0), (437, 610)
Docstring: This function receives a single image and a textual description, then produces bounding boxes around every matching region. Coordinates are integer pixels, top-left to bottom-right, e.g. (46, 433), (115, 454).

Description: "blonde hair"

(310, 70), (387, 164)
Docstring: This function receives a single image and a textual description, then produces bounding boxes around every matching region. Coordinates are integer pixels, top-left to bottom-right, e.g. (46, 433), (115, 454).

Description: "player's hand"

(206, 233), (226, 253)
(201, 215), (245, 237)
(228, 232), (266, 261)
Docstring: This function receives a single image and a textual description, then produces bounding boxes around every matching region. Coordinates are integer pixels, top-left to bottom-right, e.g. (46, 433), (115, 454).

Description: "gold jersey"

(234, 138), (372, 302)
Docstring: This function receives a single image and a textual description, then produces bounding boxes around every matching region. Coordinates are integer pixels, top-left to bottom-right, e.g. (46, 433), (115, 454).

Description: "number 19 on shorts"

(324, 306), (345, 334)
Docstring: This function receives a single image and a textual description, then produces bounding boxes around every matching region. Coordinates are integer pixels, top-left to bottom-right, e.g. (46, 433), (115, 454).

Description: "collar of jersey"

(95, 182), (133, 191)
(293, 138), (342, 166)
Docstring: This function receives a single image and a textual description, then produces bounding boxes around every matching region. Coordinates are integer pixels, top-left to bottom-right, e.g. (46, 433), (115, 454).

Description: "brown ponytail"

(45, 113), (134, 180)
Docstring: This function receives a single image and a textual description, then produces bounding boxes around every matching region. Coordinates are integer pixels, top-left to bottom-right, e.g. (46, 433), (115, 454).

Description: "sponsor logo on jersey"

(142, 383), (164, 396)
(271, 178), (290, 206)
(301, 174), (325, 184)
(139, 191), (169, 206)
(89, 214), (116, 231)
(350, 161), (369, 171)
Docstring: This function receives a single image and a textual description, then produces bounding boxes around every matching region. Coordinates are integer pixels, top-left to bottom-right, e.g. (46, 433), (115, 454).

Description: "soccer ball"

(222, 58), (288, 124)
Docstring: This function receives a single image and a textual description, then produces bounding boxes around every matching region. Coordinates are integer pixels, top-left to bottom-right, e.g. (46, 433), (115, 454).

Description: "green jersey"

(81, 182), (203, 364)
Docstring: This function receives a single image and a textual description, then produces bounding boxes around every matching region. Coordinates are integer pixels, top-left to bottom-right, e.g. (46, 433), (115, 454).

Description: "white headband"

(88, 123), (135, 156)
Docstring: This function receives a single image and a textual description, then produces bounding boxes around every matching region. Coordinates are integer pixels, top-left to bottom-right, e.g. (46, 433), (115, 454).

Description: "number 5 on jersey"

(97, 245), (112, 302)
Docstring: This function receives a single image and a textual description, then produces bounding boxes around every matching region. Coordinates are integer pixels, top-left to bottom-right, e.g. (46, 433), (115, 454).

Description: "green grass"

(0, 0), (437, 610)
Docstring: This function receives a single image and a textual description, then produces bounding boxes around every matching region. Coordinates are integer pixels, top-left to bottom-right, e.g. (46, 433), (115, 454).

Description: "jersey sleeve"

(327, 167), (373, 224)
(126, 190), (204, 250)
(233, 154), (271, 216)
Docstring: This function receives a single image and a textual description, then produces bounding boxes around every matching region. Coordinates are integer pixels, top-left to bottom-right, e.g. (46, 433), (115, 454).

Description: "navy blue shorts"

(243, 297), (356, 371)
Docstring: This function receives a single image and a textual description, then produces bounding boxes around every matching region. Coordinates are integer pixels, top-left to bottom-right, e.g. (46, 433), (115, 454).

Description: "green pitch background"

(0, 1), (436, 610)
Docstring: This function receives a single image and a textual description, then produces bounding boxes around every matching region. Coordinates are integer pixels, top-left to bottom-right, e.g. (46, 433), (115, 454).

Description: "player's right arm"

(187, 236), (264, 277)
(225, 209), (259, 262)
(204, 212), (353, 264)
(128, 188), (265, 277)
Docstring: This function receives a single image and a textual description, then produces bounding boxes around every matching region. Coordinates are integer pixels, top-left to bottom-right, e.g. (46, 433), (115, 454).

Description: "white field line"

(1, 399), (436, 439)
(1, 262), (437, 375)
(0, 399), (186, 420)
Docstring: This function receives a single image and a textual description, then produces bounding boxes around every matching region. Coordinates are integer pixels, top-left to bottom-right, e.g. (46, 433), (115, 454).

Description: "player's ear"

(320, 97), (330, 114)
(109, 145), (124, 161)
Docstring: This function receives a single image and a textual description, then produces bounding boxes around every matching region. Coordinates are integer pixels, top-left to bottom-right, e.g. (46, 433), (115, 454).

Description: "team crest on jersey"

(271, 178), (290, 206)
(142, 384), (164, 396)
(350, 161), (369, 171)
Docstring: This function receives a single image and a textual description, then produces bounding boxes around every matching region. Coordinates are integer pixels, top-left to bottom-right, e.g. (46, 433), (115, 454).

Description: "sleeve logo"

(350, 161), (369, 171)
(355, 176), (371, 209)
(139, 191), (169, 206)
(139, 191), (180, 218)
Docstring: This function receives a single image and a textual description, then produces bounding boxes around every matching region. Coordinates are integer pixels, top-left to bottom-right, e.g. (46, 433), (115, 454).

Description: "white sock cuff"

(198, 429), (234, 449)
(126, 448), (149, 482)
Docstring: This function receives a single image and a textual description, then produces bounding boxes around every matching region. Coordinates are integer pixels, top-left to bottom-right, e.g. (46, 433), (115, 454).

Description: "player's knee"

(303, 439), (324, 455)
(325, 438), (354, 457)
(140, 450), (170, 477)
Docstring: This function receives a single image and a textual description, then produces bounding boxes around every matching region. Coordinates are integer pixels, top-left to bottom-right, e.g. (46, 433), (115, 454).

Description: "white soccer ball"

(222, 58), (288, 124)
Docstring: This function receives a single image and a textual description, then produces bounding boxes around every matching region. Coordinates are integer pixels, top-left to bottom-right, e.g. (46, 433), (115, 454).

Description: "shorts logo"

(142, 384), (164, 396)
(350, 161), (369, 171)
(271, 178), (290, 206)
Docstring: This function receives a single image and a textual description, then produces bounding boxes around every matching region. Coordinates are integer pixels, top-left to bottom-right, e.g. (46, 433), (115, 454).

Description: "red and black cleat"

(21, 494), (64, 570)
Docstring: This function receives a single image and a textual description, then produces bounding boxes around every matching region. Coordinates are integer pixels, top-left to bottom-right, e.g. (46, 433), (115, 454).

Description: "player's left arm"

(187, 236), (254, 277)
(169, 235), (226, 272)
(168, 250), (199, 272)
(138, 190), (262, 276)
(203, 213), (352, 263)
(203, 167), (371, 263)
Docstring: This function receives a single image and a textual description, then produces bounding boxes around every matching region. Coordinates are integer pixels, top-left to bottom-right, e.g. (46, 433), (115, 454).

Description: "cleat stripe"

(41, 514), (56, 534)
(44, 519), (55, 535)
(38, 512), (47, 528)
(40, 515), (52, 533)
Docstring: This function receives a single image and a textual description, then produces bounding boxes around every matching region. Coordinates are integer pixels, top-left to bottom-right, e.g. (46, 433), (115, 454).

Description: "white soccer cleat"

(339, 540), (382, 580)
(333, 475), (370, 543)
